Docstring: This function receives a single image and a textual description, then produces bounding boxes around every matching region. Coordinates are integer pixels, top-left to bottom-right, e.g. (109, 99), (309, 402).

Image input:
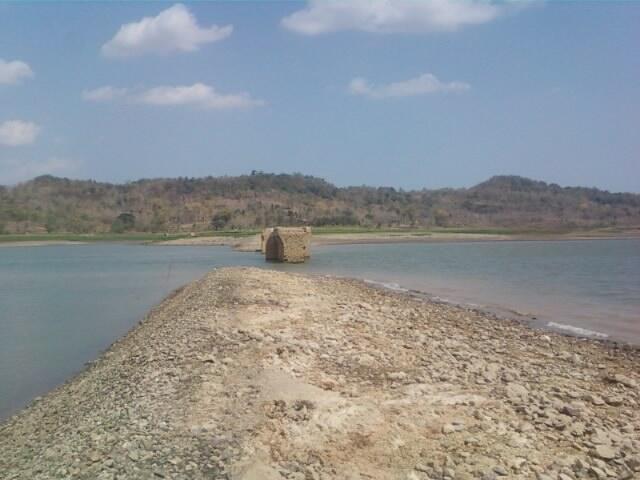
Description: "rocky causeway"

(1, 267), (638, 479)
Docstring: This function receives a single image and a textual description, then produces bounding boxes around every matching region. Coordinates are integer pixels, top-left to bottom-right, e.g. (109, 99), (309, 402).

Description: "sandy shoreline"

(313, 231), (640, 245)
(0, 240), (88, 247)
(1, 267), (638, 480)
(156, 230), (640, 250)
(1, 229), (638, 249)
(359, 279), (622, 346)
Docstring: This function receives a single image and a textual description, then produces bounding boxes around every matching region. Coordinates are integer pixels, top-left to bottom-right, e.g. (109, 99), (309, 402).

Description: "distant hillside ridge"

(1, 172), (639, 234)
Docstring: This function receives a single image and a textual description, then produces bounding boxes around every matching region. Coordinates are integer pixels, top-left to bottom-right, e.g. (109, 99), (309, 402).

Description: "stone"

(263, 227), (311, 263)
(506, 383), (529, 402)
(618, 468), (633, 480)
(456, 472), (474, 480)
(127, 449), (140, 461)
(1, 267), (639, 480)
(625, 456), (640, 472)
(588, 466), (607, 480)
(588, 395), (605, 406)
(590, 429), (611, 445)
(464, 436), (481, 446)
(442, 421), (465, 434)
(568, 422), (585, 437)
(593, 445), (618, 461)
(606, 374), (637, 389)
(605, 396), (623, 407)
(493, 466), (508, 476)
(88, 450), (101, 463)
(561, 402), (584, 417)
(549, 414), (571, 431)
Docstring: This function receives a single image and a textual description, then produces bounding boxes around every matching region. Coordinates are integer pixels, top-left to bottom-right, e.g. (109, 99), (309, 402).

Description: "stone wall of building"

(261, 228), (274, 254)
(264, 227), (311, 263)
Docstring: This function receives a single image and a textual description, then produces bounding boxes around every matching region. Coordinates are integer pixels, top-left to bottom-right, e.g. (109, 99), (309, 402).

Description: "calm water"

(0, 245), (262, 420)
(1, 239), (639, 420)
(301, 239), (640, 343)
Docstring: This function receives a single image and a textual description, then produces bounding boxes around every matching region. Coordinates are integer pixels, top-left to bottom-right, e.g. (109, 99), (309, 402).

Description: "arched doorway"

(265, 234), (284, 261)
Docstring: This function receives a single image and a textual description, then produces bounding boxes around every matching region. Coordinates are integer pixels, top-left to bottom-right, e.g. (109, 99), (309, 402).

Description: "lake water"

(1, 239), (638, 420)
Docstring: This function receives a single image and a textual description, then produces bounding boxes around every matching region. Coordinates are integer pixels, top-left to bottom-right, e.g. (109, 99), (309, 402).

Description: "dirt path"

(1, 268), (638, 480)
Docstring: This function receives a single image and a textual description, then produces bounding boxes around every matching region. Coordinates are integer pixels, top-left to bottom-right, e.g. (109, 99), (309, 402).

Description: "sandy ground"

(1, 229), (638, 249)
(0, 241), (88, 247)
(157, 235), (262, 251)
(311, 232), (513, 245)
(1, 267), (638, 480)
(155, 230), (640, 250)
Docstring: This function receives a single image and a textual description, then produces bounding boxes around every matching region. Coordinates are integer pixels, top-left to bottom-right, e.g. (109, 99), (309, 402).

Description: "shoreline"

(312, 231), (640, 246)
(155, 229), (640, 249)
(0, 240), (88, 247)
(2, 267), (638, 479)
(364, 279), (636, 349)
(1, 228), (638, 249)
(2, 235), (637, 347)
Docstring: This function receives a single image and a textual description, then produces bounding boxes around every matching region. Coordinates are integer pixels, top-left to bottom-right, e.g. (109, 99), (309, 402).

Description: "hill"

(1, 172), (639, 234)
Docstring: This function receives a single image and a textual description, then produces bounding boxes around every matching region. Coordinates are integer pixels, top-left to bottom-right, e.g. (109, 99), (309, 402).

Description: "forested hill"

(1, 172), (639, 234)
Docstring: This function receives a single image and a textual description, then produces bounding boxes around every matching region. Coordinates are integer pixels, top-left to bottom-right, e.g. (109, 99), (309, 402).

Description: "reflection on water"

(1, 239), (638, 420)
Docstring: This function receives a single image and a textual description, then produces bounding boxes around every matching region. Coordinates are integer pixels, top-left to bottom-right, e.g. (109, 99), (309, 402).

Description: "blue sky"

(0, 1), (638, 191)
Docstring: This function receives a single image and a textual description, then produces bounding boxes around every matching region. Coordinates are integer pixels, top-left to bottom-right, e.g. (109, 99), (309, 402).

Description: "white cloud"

(80, 82), (263, 110)
(349, 73), (470, 99)
(0, 120), (41, 146)
(82, 86), (129, 102)
(0, 157), (79, 185)
(136, 83), (265, 110)
(282, 0), (516, 35)
(0, 59), (34, 85)
(102, 3), (233, 58)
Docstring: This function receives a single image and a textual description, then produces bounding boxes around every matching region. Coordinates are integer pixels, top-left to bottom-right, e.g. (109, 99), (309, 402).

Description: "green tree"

(45, 213), (59, 233)
(111, 212), (136, 233)
(211, 210), (232, 230)
(433, 208), (450, 227)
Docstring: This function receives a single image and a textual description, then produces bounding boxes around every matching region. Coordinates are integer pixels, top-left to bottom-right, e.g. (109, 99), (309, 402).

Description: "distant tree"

(311, 208), (359, 227)
(111, 212), (136, 233)
(1, 172), (639, 234)
(211, 210), (232, 230)
(149, 212), (166, 233)
(433, 209), (450, 227)
(45, 213), (59, 233)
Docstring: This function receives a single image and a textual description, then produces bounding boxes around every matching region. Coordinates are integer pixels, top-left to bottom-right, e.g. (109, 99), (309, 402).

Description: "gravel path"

(1, 267), (638, 480)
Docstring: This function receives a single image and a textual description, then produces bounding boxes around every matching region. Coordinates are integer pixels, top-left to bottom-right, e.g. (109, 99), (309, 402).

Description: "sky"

(0, 1), (638, 192)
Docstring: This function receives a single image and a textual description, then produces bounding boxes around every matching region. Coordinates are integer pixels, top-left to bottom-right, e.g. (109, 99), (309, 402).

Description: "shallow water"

(1, 239), (638, 420)
(291, 239), (640, 343)
(0, 245), (262, 420)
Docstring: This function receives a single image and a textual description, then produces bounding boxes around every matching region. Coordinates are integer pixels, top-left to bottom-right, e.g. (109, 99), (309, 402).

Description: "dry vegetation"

(1, 172), (639, 234)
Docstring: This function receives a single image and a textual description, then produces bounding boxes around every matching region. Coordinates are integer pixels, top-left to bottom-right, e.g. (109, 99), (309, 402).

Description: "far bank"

(2, 226), (640, 249)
